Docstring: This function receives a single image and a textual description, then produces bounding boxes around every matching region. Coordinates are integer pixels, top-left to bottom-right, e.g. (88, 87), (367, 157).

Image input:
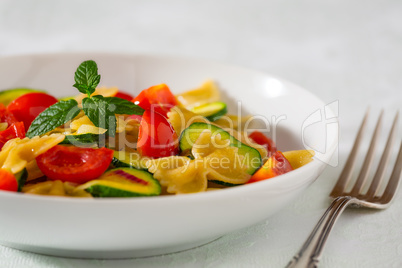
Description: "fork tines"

(330, 111), (402, 207)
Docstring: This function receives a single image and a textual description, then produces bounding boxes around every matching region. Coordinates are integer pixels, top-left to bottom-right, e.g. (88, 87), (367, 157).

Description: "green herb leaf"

(82, 95), (144, 137)
(26, 99), (81, 138)
(103, 96), (145, 115)
(73, 60), (101, 97)
(82, 96), (116, 137)
(60, 133), (106, 147)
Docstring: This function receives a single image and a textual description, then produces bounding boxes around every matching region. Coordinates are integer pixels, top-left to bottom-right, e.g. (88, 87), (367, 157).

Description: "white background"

(0, 0), (401, 267)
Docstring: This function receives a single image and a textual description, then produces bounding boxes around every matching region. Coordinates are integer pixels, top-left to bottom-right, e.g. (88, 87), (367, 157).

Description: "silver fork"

(286, 111), (402, 268)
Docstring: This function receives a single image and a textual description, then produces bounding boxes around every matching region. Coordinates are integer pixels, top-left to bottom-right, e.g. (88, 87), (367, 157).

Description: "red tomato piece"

(248, 151), (293, 183)
(249, 131), (277, 155)
(115, 91), (134, 101)
(0, 103), (19, 125)
(137, 110), (179, 158)
(7, 92), (58, 129)
(132, 84), (178, 117)
(36, 145), (114, 184)
(0, 122), (25, 149)
(0, 169), (18, 192)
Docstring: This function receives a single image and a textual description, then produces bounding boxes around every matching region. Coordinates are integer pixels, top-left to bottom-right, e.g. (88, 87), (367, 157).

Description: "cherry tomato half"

(0, 103), (19, 125)
(0, 122), (25, 149)
(0, 169), (18, 192)
(249, 131), (277, 155)
(248, 151), (293, 183)
(36, 145), (114, 184)
(132, 84), (178, 117)
(115, 91), (134, 101)
(7, 92), (58, 129)
(137, 110), (179, 158)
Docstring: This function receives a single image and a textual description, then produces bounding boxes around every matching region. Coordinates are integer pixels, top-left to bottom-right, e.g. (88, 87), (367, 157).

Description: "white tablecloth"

(0, 0), (401, 267)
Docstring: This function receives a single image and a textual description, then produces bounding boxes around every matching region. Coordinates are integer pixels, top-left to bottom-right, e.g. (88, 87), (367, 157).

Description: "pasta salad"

(0, 60), (313, 197)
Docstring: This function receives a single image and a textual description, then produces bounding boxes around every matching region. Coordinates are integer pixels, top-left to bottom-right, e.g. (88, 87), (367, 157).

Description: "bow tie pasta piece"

(167, 105), (209, 136)
(25, 160), (44, 181)
(192, 130), (251, 185)
(192, 129), (231, 158)
(147, 129), (251, 194)
(147, 156), (208, 194)
(176, 80), (221, 109)
(23, 180), (91, 197)
(0, 134), (65, 174)
(213, 114), (252, 131)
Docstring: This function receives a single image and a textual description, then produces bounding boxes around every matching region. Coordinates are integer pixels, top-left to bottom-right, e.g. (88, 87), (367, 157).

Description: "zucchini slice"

(78, 168), (161, 197)
(191, 101), (227, 121)
(179, 122), (262, 174)
(15, 168), (28, 192)
(58, 96), (75, 101)
(60, 133), (104, 146)
(111, 151), (149, 170)
(0, 88), (44, 105)
(208, 180), (242, 187)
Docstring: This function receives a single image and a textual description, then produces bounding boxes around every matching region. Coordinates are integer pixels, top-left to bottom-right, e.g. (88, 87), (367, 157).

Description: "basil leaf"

(103, 96), (145, 115)
(26, 99), (80, 138)
(82, 96), (117, 137)
(73, 60), (101, 96)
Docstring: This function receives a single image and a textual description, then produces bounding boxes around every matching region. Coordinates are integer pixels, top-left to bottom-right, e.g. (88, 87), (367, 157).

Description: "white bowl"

(0, 53), (338, 258)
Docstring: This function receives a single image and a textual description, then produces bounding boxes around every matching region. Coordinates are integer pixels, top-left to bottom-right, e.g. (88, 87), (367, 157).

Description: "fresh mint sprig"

(76, 60), (144, 137)
(73, 60), (101, 97)
(26, 60), (144, 138)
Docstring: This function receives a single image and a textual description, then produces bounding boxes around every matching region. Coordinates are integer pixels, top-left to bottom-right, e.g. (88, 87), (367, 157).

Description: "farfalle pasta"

(0, 60), (314, 197)
(0, 134), (65, 174)
(148, 130), (251, 194)
(22, 180), (91, 197)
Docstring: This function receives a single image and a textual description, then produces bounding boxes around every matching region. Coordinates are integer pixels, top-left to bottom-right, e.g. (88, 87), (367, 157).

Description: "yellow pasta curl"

(176, 80), (221, 109)
(22, 180), (92, 197)
(0, 133), (65, 174)
(147, 130), (251, 194)
(167, 105), (209, 136)
(213, 114), (252, 131)
(148, 157), (208, 194)
(25, 160), (44, 181)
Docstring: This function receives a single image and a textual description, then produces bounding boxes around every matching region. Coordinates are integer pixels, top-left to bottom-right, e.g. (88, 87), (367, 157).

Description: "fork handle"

(286, 196), (357, 268)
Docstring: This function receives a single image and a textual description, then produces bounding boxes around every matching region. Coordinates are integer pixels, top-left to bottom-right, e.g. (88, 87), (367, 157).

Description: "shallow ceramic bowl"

(0, 53), (338, 258)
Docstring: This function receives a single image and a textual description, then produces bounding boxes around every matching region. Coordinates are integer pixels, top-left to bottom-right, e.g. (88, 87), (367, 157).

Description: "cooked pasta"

(0, 134), (65, 174)
(176, 80), (220, 109)
(22, 180), (92, 197)
(167, 105), (209, 136)
(147, 129), (251, 194)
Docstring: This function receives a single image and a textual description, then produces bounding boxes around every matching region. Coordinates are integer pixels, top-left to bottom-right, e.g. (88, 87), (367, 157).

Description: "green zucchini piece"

(209, 180), (241, 187)
(58, 96), (75, 101)
(60, 133), (104, 147)
(14, 168), (28, 192)
(191, 101), (227, 121)
(112, 151), (149, 170)
(80, 168), (161, 197)
(0, 88), (44, 105)
(179, 122), (262, 175)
